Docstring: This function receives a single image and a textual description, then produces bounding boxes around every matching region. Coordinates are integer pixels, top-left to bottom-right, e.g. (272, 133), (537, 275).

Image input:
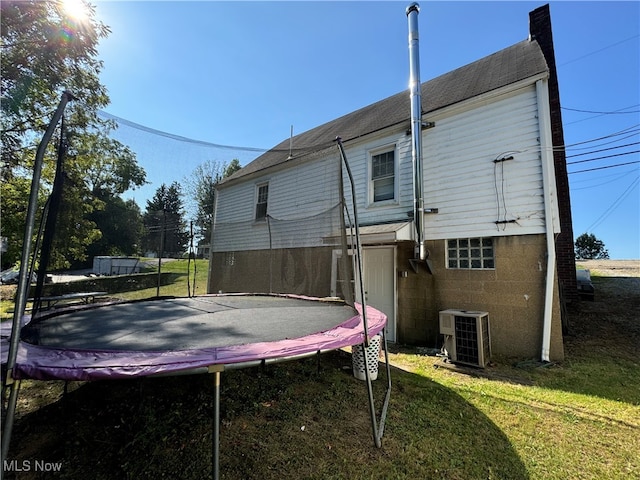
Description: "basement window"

(447, 237), (494, 269)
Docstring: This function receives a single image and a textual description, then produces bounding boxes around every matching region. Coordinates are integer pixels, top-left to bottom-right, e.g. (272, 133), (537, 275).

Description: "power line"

(558, 34), (640, 67)
(567, 150), (640, 165)
(586, 176), (640, 232)
(570, 169), (635, 190)
(562, 104), (640, 115)
(569, 160), (640, 174)
(563, 124), (640, 150)
(566, 142), (640, 159)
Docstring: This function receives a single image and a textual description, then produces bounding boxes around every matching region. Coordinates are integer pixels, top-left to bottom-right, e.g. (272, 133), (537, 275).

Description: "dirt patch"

(576, 259), (640, 278)
(1, 285), (17, 302)
(567, 260), (640, 362)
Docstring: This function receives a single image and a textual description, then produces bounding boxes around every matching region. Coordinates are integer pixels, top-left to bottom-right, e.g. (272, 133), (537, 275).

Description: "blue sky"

(92, 1), (639, 259)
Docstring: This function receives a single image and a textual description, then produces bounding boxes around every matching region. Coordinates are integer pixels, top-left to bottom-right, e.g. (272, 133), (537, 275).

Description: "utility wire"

(566, 142), (640, 158)
(569, 160), (640, 174)
(562, 104), (640, 115)
(571, 170), (635, 190)
(586, 176), (640, 232)
(567, 150), (640, 165)
(558, 34), (640, 67)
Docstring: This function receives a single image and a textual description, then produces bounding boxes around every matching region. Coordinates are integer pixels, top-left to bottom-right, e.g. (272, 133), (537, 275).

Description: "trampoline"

(1, 294), (390, 480)
(4, 294), (386, 381)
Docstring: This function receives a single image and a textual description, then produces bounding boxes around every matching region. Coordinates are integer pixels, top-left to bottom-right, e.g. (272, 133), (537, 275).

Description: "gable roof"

(220, 38), (548, 186)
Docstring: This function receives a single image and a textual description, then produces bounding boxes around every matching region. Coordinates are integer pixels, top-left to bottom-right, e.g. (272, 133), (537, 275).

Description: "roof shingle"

(220, 38), (547, 186)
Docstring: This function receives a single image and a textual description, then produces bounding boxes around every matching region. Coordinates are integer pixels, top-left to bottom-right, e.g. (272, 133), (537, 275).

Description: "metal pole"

(212, 369), (221, 480)
(156, 209), (165, 297)
(406, 3), (427, 261)
(1, 92), (74, 471)
(335, 137), (370, 346)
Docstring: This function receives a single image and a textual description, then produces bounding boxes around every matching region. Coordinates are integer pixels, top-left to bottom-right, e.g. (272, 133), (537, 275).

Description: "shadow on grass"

(5, 351), (528, 480)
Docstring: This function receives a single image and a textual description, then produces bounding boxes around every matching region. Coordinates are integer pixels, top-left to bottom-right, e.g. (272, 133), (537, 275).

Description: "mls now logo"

(4, 459), (63, 472)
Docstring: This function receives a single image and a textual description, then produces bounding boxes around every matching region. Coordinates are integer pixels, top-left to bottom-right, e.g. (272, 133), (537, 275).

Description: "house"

(208, 4), (575, 362)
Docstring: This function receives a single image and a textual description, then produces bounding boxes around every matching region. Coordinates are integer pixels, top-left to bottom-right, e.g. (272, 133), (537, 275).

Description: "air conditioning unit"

(439, 310), (491, 368)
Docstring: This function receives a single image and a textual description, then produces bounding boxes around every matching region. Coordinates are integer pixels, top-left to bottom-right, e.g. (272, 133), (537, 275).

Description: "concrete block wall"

(396, 234), (564, 361)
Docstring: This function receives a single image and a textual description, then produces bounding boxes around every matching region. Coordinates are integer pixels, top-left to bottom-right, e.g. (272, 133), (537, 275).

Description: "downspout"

(406, 3), (427, 262)
(536, 78), (557, 363)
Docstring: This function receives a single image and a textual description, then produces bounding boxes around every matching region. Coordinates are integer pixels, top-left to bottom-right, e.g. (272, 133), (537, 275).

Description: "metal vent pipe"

(406, 2), (427, 261)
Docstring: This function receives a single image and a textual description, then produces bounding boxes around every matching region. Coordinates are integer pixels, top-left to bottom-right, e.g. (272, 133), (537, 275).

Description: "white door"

(362, 247), (396, 342)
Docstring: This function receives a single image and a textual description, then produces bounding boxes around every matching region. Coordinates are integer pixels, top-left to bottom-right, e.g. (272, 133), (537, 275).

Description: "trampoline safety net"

(210, 161), (356, 305)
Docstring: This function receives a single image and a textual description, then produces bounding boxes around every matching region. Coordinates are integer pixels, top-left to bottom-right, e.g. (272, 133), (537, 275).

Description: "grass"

(115, 258), (210, 300)
(3, 262), (639, 479)
(0, 259), (209, 319)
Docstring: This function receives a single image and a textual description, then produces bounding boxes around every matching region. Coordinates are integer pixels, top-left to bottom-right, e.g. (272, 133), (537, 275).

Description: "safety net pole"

(1, 92), (74, 473)
(335, 137), (391, 448)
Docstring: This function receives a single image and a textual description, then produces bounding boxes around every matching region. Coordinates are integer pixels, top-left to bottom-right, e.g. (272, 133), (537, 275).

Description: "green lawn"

(3, 264), (639, 479)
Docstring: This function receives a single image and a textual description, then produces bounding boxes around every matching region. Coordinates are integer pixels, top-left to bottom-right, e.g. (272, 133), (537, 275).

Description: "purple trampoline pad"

(6, 294), (386, 381)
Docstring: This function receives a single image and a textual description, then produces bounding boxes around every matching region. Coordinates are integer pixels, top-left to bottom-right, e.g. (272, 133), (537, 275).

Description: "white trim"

(363, 245), (397, 343)
(367, 143), (399, 207)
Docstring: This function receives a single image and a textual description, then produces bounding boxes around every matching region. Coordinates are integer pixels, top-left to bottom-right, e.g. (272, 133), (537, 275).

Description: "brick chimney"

(529, 4), (578, 308)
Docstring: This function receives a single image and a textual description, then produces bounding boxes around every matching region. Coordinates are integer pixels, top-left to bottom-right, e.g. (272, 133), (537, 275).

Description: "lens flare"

(61, 0), (90, 24)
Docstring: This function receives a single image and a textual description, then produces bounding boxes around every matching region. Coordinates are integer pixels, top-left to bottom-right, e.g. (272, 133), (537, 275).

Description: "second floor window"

(255, 183), (269, 220)
(371, 149), (395, 203)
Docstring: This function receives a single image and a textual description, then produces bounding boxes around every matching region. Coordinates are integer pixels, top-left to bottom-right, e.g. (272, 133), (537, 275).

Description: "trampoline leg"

(1, 379), (21, 479)
(212, 369), (221, 480)
(361, 330), (392, 449)
(359, 335), (379, 448)
(378, 330), (393, 440)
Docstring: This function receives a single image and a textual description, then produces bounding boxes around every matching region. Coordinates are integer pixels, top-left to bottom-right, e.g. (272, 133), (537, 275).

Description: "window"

(370, 149), (395, 203)
(447, 237), (494, 269)
(255, 183), (268, 220)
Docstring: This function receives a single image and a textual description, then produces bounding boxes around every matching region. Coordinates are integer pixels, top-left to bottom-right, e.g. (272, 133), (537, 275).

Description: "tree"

(1, 0), (110, 173)
(86, 196), (144, 260)
(142, 183), (188, 258)
(183, 159), (242, 244)
(575, 233), (610, 260)
(1, 1), (147, 268)
(223, 158), (242, 179)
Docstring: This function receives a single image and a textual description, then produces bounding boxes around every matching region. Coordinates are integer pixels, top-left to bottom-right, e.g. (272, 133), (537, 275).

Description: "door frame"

(330, 245), (397, 342)
(362, 245), (397, 343)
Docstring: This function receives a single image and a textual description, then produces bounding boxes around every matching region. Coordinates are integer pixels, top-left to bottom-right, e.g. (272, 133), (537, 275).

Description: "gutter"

(536, 78), (557, 363)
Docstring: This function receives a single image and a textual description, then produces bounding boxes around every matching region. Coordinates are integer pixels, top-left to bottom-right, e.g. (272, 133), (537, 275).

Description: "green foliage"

(184, 158), (242, 243)
(0, 176), (36, 269)
(86, 196), (144, 260)
(0, 0), (147, 269)
(223, 158), (242, 178)
(575, 232), (610, 260)
(143, 183), (189, 257)
(1, 0), (110, 172)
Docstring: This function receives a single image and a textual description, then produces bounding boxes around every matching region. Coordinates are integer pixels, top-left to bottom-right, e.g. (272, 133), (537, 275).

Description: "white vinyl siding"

(422, 86), (553, 240)
(213, 156), (343, 252)
(213, 84), (558, 252)
(340, 132), (413, 226)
